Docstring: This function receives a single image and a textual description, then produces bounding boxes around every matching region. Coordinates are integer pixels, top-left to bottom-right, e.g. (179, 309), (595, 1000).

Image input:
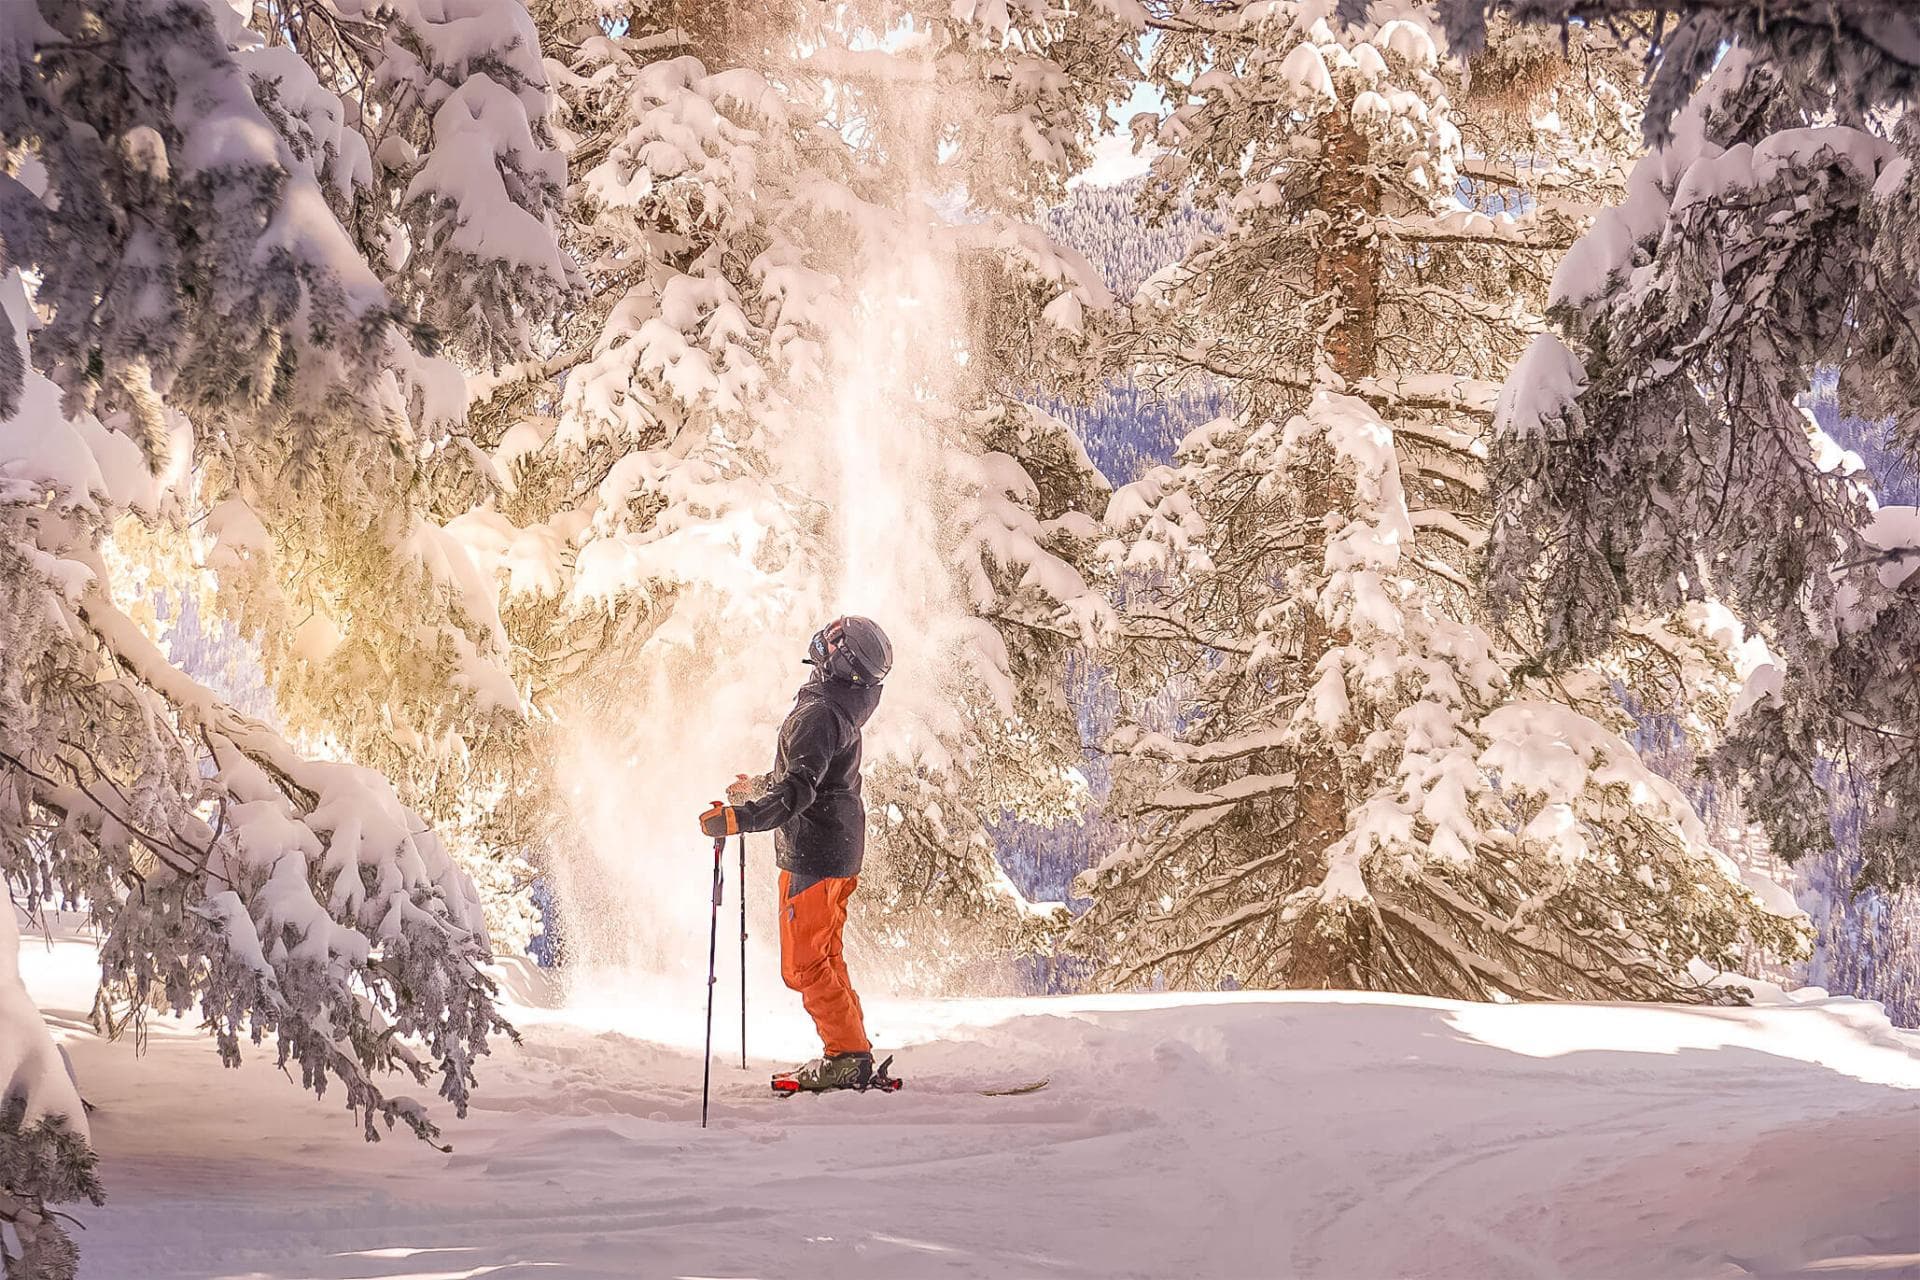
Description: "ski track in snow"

(16, 934), (1919, 1280)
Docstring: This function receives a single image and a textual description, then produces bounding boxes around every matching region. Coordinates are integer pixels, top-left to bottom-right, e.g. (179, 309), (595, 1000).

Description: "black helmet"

(806, 616), (892, 685)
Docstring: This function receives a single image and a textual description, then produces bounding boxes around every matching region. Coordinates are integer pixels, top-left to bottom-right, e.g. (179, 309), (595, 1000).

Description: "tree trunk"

(1315, 118), (1381, 386)
(1286, 113), (1380, 989)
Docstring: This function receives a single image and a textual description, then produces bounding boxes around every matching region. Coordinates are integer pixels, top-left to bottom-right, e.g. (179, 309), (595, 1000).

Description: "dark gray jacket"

(732, 673), (882, 878)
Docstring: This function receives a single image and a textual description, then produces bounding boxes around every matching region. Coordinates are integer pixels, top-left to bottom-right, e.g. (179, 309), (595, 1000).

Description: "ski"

(769, 1071), (1049, 1098)
(980, 1078), (1049, 1096)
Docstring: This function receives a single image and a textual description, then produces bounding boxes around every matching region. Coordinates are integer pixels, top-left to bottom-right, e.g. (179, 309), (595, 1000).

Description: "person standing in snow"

(699, 616), (893, 1091)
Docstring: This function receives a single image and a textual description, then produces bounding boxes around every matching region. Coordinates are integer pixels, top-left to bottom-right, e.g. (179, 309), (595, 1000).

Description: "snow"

(443, 507), (570, 600)
(1829, 503), (1920, 635)
(1732, 661), (1788, 721)
(168, 23), (389, 315)
(1863, 505), (1920, 589)
(1377, 19), (1440, 70)
(490, 417), (555, 491)
(1073, 127), (1157, 187)
(949, 220), (1115, 312)
(397, 517), (520, 711)
(1278, 42), (1336, 105)
(405, 74), (570, 277)
(2, 910), (87, 1138)
(1350, 39), (1389, 83)
(1477, 699), (1798, 913)
(202, 497), (271, 585)
(1041, 289), (1085, 335)
(1670, 127), (1893, 214)
(0, 399), (111, 511)
(1549, 48), (1752, 312)
(0, 273), (160, 515)
(20, 918), (1918, 1280)
(239, 44), (375, 202)
(1495, 333), (1587, 440)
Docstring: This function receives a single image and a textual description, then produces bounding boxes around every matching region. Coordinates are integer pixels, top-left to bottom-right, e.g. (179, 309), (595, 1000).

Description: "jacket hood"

(800, 669), (883, 729)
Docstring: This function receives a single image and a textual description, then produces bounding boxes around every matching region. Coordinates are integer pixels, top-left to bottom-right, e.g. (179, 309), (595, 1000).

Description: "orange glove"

(699, 801), (740, 839)
(725, 773), (756, 803)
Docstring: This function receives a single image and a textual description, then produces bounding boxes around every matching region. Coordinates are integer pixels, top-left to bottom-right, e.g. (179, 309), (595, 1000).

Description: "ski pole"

(738, 832), (748, 1070)
(701, 835), (724, 1128)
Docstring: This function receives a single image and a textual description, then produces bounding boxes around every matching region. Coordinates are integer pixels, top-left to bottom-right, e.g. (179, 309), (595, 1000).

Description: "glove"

(699, 801), (740, 839)
(725, 773), (758, 803)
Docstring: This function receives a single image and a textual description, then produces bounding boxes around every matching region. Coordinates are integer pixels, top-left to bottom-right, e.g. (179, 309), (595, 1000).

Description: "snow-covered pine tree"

(1481, 27), (1920, 892)
(438, 1), (1137, 985)
(424, 8), (844, 968)
(1072, 3), (1806, 996)
(1798, 396), (1920, 1024)
(253, 0), (574, 364)
(195, 0), (576, 950)
(1421, 0), (1920, 143)
(1, 0), (570, 1261)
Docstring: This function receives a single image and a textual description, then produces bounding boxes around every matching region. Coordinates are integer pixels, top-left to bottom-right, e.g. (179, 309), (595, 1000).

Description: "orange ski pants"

(778, 871), (870, 1057)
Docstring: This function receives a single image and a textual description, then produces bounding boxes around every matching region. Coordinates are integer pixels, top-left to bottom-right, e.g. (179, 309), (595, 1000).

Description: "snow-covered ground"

(16, 924), (1919, 1280)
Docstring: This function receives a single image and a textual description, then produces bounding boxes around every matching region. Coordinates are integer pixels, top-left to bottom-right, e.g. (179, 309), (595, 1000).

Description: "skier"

(699, 616), (893, 1092)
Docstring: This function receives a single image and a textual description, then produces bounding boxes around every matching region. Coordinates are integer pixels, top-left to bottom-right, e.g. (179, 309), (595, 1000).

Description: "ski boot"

(772, 1052), (902, 1095)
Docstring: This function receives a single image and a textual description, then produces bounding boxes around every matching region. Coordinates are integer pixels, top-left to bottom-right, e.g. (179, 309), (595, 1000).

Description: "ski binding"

(771, 1054), (903, 1096)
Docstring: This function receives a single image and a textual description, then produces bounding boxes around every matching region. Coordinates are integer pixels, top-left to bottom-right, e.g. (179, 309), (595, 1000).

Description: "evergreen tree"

(0, 0), (569, 1264)
(1483, 31), (1920, 891)
(1074, 3), (1806, 996)
(436, 2), (1138, 986)
(1423, 0), (1920, 143)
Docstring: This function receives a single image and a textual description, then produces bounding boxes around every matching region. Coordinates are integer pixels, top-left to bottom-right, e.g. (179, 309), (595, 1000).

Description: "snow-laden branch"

(69, 566), (509, 1145)
(1143, 771), (1301, 812)
(1425, 0), (1920, 144)
(1374, 209), (1581, 250)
